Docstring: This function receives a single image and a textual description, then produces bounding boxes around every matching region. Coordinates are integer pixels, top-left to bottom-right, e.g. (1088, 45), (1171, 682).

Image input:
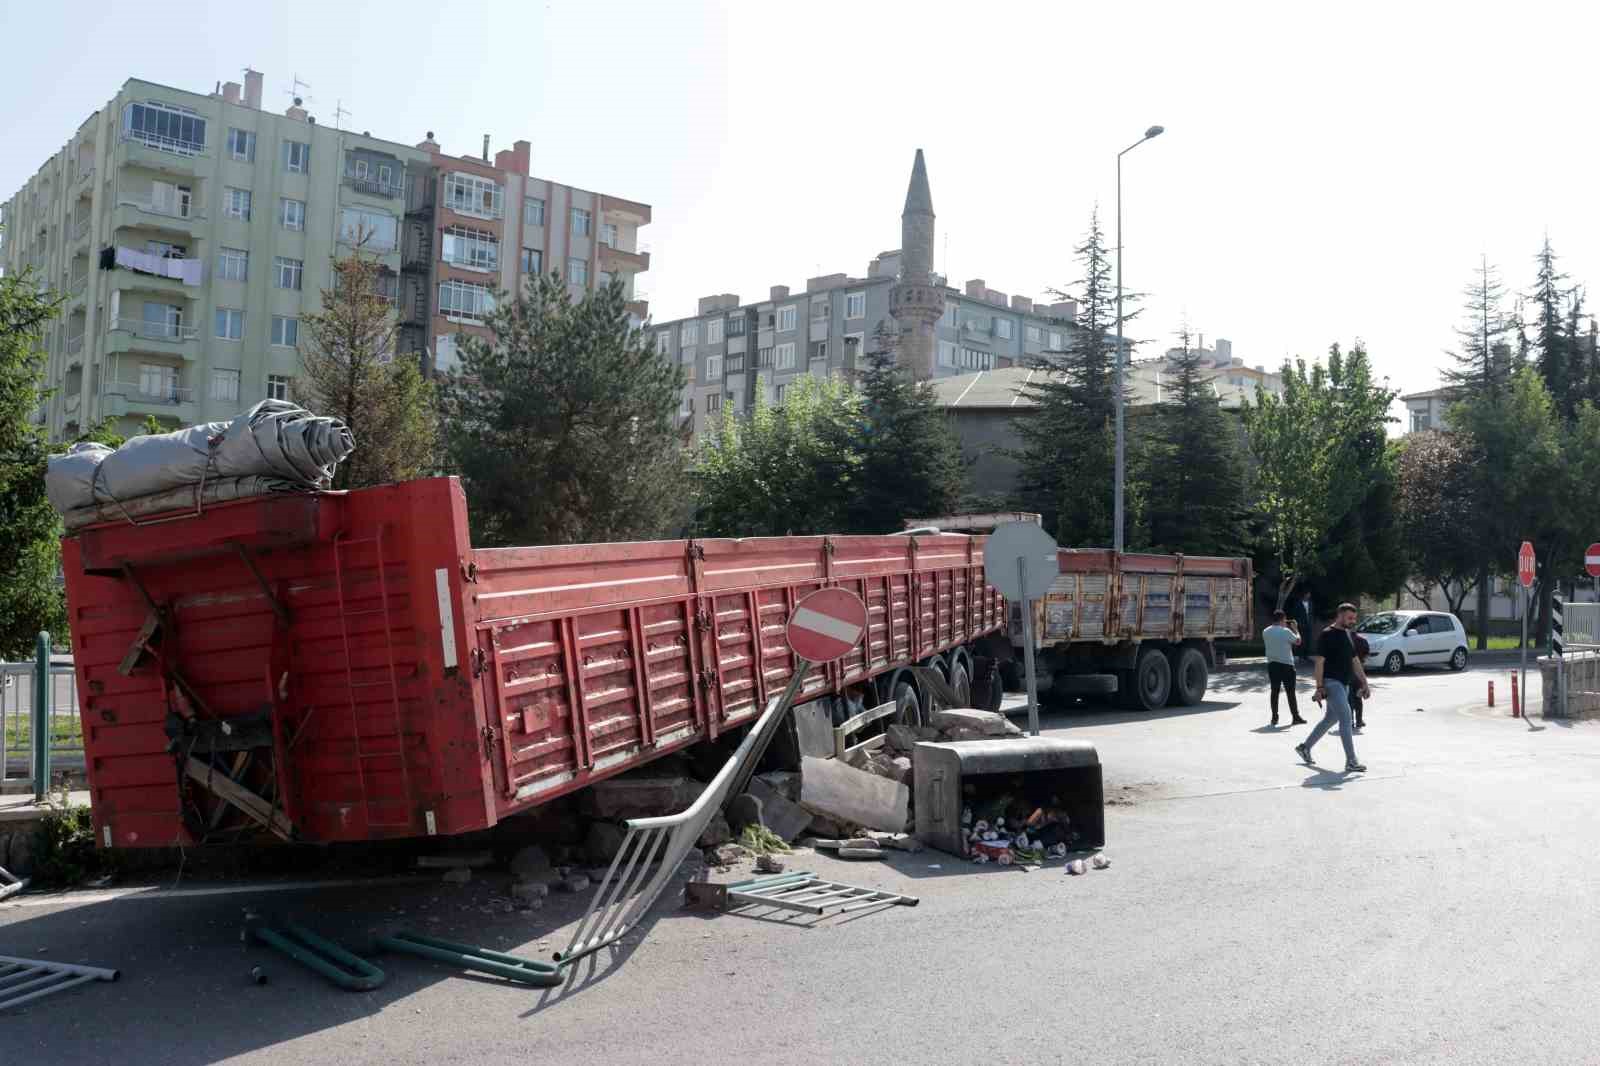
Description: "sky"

(4, 0), (1599, 415)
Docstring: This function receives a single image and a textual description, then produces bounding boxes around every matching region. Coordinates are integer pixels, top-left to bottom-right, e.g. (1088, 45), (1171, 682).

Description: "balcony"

(599, 244), (650, 273)
(117, 134), (209, 176)
(114, 197), (205, 237)
(70, 216), (91, 243)
(67, 275), (88, 302)
(103, 380), (196, 422)
(342, 171), (406, 200)
(105, 315), (201, 363)
(109, 315), (198, 342)
(108, 252), (203, 296)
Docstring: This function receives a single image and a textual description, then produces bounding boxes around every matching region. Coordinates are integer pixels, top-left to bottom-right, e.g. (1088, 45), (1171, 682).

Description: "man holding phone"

(1295, 602), (1369, 773)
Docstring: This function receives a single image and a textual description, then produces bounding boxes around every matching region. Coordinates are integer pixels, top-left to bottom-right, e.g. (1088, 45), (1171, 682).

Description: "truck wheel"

(1131, 646), (1172, 711)
(1168, 646), (1208, 706)
(949, 660), (973, 708)
(893, 680), (922, 729)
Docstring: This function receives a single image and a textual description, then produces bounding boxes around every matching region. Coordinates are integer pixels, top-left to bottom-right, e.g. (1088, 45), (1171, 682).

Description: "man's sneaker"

(1291, 717), (1308, 725)
(1345, 761), (1367, 773)
(1295, 743), (1313, 765)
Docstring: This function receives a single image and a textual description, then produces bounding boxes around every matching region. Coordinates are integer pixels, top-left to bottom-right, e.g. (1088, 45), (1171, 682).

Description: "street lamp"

(1113, 124), (1164, 554)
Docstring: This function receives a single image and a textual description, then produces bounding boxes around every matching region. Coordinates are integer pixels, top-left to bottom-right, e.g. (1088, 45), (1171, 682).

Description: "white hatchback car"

(1356, 610), (1470, 674)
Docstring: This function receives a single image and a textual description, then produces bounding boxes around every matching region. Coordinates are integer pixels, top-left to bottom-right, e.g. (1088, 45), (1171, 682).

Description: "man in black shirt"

(1295, 602), (1370, 773)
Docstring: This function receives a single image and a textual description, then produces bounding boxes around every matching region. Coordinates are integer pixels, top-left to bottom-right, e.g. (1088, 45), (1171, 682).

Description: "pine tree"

(1564, 287), (1592, 407)
(299, 246), (438, 489)
(844, 351), (968, 534)
(441, 273), (689, 546)
(1530, 236), (1576, 419)
(1143, 330), (1247, 555)
(1444, 255), (1511, 397)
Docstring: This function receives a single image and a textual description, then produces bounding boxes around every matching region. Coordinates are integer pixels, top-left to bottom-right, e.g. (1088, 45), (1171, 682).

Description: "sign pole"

(1520, 583), (1528, 716)
(1017, 555), (1041, 737)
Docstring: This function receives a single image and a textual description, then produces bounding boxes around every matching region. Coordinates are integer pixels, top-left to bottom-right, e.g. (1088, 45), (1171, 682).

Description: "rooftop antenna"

(284, 74), (313, 105)
(332, 99), (351, 130)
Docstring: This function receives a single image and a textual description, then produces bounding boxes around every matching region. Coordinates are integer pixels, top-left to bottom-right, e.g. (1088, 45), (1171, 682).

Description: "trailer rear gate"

(62, 477), (1004, 849)
(1032, 550), (1252, 645)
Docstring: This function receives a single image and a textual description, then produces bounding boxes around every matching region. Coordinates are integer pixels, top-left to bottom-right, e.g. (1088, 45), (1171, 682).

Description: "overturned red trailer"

(62, 477), (1007, 848)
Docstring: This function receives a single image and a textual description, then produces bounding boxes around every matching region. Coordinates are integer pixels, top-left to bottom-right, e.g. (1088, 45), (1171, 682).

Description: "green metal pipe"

(378, 932), (563, 986)
(727, 871), (815, 892)
(32, 632), (50, 804)
(251, 923), (386, 991)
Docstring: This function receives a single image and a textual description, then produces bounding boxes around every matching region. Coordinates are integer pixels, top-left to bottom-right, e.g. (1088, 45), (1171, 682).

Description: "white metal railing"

(71, 217), (90, 241)
(68, 276), (87, 298)
(0, 662), (83, 784)
(119, 196), (202, 221)
(110, 316), (198, 342)
(122, 130), (206, 157)
(1566, 603), (1600, 647)
(342, 173), (405, 199)
(106, 380), (194, 404)
(66, 332), (84, 355)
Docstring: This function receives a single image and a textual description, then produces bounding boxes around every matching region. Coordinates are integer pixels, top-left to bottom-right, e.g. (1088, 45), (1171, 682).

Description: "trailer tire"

(1168, 646), (1209, 706)
(1130, 646), (1172, 711)
(892, 680), (922, 729)
(949, 660), (973, 709)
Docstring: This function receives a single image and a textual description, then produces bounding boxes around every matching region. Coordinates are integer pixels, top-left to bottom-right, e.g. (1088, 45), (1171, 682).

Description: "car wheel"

(1384, 651), (1404, 675)
(1449, 647), (1468, 672)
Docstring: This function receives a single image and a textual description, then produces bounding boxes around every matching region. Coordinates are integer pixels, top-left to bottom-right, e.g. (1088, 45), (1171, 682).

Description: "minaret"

(889, 149), (944, 379)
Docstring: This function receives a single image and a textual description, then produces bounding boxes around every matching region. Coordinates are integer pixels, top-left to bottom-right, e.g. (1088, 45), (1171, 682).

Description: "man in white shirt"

(1262, 609), (1306, 727)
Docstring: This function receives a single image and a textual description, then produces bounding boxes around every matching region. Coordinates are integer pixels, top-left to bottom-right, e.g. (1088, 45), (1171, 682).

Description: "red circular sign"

(1587, 543), (1600, 578)
(786, 588), (868, 663)
(1518, 541), (1536, 588)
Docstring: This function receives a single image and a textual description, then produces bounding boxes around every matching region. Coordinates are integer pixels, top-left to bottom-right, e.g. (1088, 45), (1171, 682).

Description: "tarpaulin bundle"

(58, 475), (306, 531)
(46, 400), (355, 518)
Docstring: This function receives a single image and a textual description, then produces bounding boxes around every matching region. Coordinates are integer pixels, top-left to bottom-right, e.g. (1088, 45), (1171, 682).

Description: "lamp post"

(1113, 124), (1164, 553)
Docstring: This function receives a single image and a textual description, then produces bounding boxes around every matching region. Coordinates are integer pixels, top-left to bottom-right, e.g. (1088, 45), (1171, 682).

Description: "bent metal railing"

(554, 660), (814, 966)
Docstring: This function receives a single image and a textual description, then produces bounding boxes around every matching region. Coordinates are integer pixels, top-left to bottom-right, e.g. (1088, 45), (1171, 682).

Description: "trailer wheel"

(1130, 646), (1172, 711)
(892, 679), (922, 729)
(1168, 646), (1209, 706)
(949, 660), (973, 708)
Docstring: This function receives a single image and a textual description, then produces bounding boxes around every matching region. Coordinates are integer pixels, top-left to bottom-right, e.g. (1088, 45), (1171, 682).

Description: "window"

(683, 321), (701, 346)
(1026, 325), (1042, 343)
(223, 187), (252, 220)
(727, 316), (746, 337)
(958, 347), (993, 371)
(266, 374), (292, 401)
(217, 247), (248, 283)
(211, 368), (240, 403)
(283, 141), (310, 173)
(214, 308), (244, 340)
(657, 331), (673, 354)
(280, 198), (305, 230)
(122, 101), (206, 155)
(139, 362), (178, 399)
(777, 305), (797, 332)
(227, 128), (255, 162)
(1048, 331), (1063, 348)
(145, 239), (187, 260)
(994, 318), (1014, 340)
(846, 291), (866, 319)
(757, 346), (774, 367)
(441, 226), (499, 270)
(810, 341), (828, 362)
(705, 353), (723, 378)
(340, 208), (399, 252)
(149, 180), (193, 219)
(571, 207), (592, 236)
(354, 159), (369, 179)
(775, 384), (787, 405)
(567, 257), (588, 286)
(775, 342), (797, 370)
(938, 341), (956, 367)
(520, 248), (542, 274)
(600, 222), (617, 247)
(1410, 409), (1432, 433)
(377, 163), (393, 188)
(438, 279), (496, 322)
(443, 173), (504, 219)
(271, 315), (299, 347)
(706, 318), (723, 345)
(273, 256), (304, 291)
(707, 393), (721, 412)
(524, 197), (545, 226)
(434, 334), (459, 374)
(141, 302), (182, 338)
(598, 270), (614, 289)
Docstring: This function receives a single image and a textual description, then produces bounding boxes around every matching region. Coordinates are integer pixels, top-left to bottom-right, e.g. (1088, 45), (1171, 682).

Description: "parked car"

(1357, 610), (1470, 673)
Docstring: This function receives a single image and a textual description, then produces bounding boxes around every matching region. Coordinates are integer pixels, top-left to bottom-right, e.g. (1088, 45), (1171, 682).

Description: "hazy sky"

(5, 0), (1598, 410)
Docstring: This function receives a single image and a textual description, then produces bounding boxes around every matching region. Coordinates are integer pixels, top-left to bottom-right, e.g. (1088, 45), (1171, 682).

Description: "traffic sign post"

(983, 521), (1060, 737)
(1519, 541), (1534, 719)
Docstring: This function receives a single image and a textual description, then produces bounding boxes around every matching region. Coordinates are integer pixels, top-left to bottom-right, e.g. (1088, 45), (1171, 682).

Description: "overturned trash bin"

(913, 738), (1104, 858)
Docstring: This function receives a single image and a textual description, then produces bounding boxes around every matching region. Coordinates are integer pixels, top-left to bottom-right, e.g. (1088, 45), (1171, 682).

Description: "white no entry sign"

(1586, 542), (1600, 578)
(787, 588), (868, 663)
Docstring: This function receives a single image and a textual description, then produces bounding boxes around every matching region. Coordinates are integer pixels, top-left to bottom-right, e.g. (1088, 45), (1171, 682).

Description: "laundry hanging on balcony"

(102, 244), (204, 286)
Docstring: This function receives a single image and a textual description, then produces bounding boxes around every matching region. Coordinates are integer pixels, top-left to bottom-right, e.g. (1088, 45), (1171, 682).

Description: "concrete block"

(800, 755), (910, 833)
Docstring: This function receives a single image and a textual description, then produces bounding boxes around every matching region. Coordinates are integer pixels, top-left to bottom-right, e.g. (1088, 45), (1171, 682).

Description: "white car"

(1356, 610), (1470, 674)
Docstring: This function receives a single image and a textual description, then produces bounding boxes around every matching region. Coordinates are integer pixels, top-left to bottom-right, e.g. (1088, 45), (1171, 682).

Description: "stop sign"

(1518, 541), (1536, 588)
(1586, 543), (1600, 578)
(786, 588), (868, 663)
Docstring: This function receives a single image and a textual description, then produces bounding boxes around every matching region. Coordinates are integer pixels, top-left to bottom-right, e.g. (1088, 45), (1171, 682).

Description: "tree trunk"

(1475, 564), (1490, 650)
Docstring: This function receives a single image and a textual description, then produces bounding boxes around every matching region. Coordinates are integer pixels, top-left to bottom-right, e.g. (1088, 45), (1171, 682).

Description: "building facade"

(652, 151), (1082, 438)
(1, 70), (652, 440)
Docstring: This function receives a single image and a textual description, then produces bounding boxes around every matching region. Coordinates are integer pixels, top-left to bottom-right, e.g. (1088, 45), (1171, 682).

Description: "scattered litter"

(927, 864), (942, 870)
(739, 824), (792, 856)
(1092, 855), (1111, 870)
(754, 854), (785, 874)
(249, 965), (268, 986)
(1067, 859), (1087, 876)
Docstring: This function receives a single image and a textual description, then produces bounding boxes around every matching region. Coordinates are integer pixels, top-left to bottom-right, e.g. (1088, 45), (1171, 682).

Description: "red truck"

(61, 477), (1008, 848)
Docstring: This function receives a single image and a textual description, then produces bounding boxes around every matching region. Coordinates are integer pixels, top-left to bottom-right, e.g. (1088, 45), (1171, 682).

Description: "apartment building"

(401, 135), (651, 375)
(0, 71), (428, 439)
(2, 69), (653, 440)
(1146, 337), (1285, 403)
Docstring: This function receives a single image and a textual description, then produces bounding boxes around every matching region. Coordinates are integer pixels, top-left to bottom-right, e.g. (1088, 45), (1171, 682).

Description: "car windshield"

(1358, 613), (1405, 635)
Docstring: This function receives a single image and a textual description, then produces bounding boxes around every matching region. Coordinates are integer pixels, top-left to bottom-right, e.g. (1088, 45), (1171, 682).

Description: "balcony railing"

(68, 275), (87, 298)
(343, 173), (406, 199)
(110, 316), (198, 342)
(107, 380), (194, 404)
(122, 131), (206, 157)
(66, 333), (84, 356)
(118, 197), (203, 221)
(71, 217), (91, 241)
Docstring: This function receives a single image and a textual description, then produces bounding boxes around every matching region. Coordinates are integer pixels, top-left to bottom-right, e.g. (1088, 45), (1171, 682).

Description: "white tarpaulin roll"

(46, 400), (355, 515)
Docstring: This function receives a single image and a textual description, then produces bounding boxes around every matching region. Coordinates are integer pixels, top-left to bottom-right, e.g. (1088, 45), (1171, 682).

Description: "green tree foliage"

(1242, 343), (1400, 607)
(441, 273), (688, 546)
(1395, 430), (1484, 614)
(0, 268), (66, 658)
(1142, 333), (1247, 555)
(692, 375), (861, 537)
(843, 351), (967, 534)
(1013, 208), (1138, 544)
(1530, 236), (1578, 420)
(299, 247), (437, 489)
(1444, 255), (1512, 396)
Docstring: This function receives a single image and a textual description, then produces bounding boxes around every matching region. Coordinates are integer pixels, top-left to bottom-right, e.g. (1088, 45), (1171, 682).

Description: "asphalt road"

(5, 657), (1597, 1065)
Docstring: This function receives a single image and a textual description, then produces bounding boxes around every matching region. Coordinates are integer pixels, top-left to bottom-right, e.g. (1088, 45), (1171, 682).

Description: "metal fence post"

(32, 631), (51, 803)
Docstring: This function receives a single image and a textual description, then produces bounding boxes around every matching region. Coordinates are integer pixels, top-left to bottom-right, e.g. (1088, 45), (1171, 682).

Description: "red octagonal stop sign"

(1518, 541), (1536, 588)
(786, 588), (868, 663)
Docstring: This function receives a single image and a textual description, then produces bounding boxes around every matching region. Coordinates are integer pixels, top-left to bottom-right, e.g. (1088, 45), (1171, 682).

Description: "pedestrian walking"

(1349, 632), (1369, 732)
(1262, 609), (1306, 727)
(1295, 602), (1370, 773)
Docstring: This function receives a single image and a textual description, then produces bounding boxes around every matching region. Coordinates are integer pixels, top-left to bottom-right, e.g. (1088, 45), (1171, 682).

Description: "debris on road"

(377, 931), (561, 987)
(248, 921), (386, 991)
(707, 843), (751, 866)
(754, 854), (785, 874)
(800, 755), (910, 832)
(0, 954), (120, 1012)
(685, 871), (918, 916)
(739, 824), (791, 856)
(837, 846), (887, 860)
